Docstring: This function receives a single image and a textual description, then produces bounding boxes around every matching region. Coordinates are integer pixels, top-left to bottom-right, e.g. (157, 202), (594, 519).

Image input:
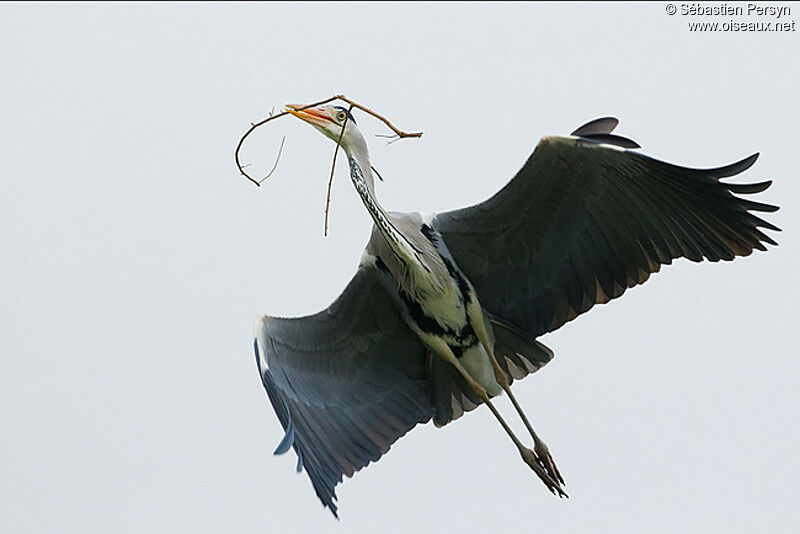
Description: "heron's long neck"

(345, 145), (420, 265)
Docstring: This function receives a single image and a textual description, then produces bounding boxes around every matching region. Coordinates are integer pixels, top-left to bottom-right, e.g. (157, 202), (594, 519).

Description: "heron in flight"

(253, 104), (779, 517)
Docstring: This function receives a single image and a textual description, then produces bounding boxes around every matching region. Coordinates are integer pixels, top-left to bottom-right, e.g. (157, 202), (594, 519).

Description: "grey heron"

(253, 105), (779, 517)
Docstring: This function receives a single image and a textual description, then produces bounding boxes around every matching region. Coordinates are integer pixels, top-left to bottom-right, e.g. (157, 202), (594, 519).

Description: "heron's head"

(286, 104), (365, 154)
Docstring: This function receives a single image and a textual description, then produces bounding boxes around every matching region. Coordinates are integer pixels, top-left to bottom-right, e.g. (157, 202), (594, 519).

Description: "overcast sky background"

(2, 3), (798, 533)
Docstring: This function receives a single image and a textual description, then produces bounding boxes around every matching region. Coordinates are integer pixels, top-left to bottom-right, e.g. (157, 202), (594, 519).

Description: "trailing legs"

(427, 338), (566, 497)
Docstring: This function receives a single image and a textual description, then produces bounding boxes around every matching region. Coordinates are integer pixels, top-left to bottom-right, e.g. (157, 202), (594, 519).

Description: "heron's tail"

(488, 312), (554, 383)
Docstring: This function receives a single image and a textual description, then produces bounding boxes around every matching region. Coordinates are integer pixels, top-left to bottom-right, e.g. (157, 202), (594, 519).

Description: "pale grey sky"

(1, 3), (798, 533)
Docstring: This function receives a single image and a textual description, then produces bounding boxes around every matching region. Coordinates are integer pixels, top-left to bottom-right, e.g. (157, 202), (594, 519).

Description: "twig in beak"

(235, 94), (422, 187)
(235, 96), (339, 186)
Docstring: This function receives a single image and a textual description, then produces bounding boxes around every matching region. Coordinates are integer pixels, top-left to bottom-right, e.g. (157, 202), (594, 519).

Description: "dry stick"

(333, 95), (422, 139)
(257, 136), (286, 185)
(235, 94), (423, 187)
(323, 104), (353, 236)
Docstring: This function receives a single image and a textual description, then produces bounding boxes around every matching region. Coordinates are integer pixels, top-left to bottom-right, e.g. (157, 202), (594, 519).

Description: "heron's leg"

(470, 313), (565, 485)
(427, 338), (567, 498)
(499, 376), (563, 485)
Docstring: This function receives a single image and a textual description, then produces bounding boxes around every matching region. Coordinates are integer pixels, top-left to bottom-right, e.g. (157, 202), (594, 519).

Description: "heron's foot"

(520, 447), (568, 498)
(534, 440), (565, 486)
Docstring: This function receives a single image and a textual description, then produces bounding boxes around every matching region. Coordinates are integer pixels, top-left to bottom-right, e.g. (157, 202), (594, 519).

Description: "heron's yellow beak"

(285, 105), (332, 127)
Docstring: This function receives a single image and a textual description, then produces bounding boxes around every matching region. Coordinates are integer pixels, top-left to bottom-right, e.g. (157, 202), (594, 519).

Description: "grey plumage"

(255, 267), (435, 517)
(432, 135), (778, 338)
(254, 110), (779, 517)
(365, 213), (452, 300)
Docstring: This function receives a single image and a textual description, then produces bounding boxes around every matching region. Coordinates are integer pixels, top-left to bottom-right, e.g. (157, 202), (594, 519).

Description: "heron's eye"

(336, 111), (347, 123)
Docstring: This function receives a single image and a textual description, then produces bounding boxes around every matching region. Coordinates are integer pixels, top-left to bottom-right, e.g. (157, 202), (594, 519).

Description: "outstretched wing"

(433, 132), (779, 339)
(254, 264), (434, 517)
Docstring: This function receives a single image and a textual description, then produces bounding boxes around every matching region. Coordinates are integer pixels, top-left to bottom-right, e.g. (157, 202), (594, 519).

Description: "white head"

(286, 104), (368, 157)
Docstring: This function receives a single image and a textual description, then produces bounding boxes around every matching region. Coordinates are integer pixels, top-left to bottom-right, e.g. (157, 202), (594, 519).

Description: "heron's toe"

(520, 447), (568, 498)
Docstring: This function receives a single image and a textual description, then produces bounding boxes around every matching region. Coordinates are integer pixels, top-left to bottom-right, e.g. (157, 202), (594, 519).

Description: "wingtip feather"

(705, 153), (759, 178)
(571, 116), (619, 136)
(273, 420), (295, 455)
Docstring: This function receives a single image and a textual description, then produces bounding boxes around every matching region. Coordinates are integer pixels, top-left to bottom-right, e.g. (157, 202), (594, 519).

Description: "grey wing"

(254, 264), (434, 517)
(433, 133), (780, 339)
